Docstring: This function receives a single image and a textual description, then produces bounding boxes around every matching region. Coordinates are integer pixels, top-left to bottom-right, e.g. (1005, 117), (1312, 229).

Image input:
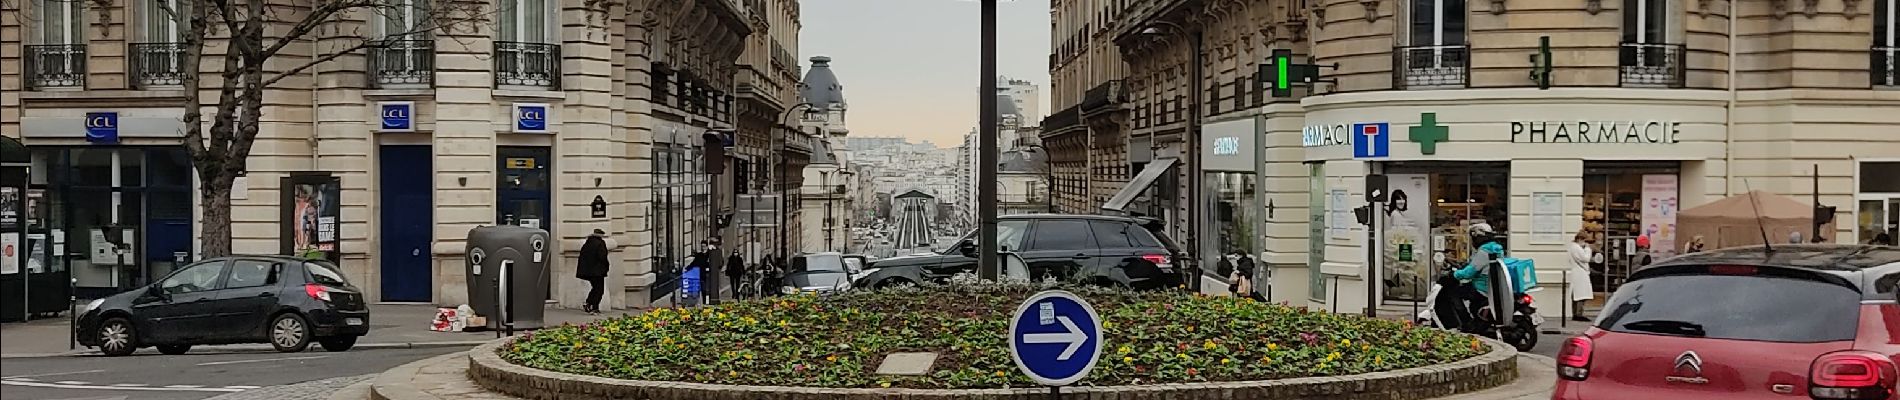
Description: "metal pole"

(1561, 263), (1570, 328)
(1813, 164), (1822, 242)
(976, 0), (999, 281)
(1049, 386), (1060, 400)
(1187, 28), (1205, 294)
(1365, 202), (1379, 318)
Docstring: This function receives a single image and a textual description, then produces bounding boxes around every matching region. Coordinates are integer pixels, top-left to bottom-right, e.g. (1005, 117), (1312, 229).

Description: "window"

(305, 261), (351, 286)
(1090, 221), (1137, 248)
(1599, 271), (1860, 342)
(1028, 219), (1096, 251)
(224, 260), (278, 289)
(1622, 0), (1668, 44)
(140, 0), (184, 42)
(34, 0), (83, 45)
(1620, 0), (1683, 86)
(1878, 0), (1897, 86)
(159, 261), (227, 295)
(498, 0), (553, 43)
(1407, 0), (1466, 47)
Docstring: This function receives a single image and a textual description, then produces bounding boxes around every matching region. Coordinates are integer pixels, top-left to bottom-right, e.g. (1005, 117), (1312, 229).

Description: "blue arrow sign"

(1008, 290), (1103, 387)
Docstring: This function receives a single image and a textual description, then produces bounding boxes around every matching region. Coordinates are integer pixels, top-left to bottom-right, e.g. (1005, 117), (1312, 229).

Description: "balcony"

(1041, 105), (1081, 132)
(369, 39), (434, 88)
(1619, 43), (1685, 88)
(494, 41), (561, 89)
(25, 44), (87, 89)
(1080, 80), (1125, 111)
(1393, 45), (1469, 89)
(128, 42), (186, 88)
(1873, 47), (1897, 87)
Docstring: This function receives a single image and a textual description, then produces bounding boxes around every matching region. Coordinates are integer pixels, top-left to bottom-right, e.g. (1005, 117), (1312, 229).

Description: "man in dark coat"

(577, 229), (610, 314)
(725, 251), (746, 300)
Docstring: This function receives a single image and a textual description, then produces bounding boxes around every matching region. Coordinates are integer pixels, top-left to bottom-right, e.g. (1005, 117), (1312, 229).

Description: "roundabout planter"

(471, 284), (1520, 400)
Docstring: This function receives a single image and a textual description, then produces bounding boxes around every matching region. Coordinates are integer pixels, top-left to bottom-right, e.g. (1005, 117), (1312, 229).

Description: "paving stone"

(876, 352), (940, 376)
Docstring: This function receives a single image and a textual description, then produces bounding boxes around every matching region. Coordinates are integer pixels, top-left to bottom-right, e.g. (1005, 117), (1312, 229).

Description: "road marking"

(226, 385), (261, 389)
(54, 381), (90, 385)
(110, 383), (148, 387)
(1, 369), (107, 380)
(195, 355), (327, 366)
(0, 380), (242, 393)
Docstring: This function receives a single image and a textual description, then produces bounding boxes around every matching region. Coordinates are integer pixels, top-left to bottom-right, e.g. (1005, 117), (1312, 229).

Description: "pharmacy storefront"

(1298, 89), (1729, 312)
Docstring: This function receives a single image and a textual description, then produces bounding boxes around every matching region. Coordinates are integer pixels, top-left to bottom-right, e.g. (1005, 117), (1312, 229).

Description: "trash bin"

(465, 225), (552, 330)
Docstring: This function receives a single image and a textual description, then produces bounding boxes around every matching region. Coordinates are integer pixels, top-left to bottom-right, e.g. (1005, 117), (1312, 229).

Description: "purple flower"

(1299, 332), (1319, 346)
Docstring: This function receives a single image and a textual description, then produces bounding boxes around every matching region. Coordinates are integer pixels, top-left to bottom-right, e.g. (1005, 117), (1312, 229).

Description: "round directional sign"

(1008, 290), (1103, 386)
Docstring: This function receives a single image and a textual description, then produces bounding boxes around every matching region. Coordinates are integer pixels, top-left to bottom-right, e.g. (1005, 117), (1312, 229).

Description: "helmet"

(1468, 222), (1500, 247)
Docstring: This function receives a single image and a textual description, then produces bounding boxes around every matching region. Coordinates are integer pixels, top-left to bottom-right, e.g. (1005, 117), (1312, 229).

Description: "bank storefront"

(1297, 88), (1729, 314)
(20, 110), (196, 299)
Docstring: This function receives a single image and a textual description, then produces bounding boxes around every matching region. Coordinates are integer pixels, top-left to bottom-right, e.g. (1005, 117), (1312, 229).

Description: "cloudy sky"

(800, 0), (1051, 148)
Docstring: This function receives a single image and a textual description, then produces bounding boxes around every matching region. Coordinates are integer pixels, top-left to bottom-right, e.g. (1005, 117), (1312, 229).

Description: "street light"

(778, 103), (819, 261)
(1140, 20), (1206, 293)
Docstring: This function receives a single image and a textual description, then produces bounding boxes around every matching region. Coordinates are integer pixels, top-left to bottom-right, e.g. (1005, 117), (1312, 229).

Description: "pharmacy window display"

(1857, 161), (1900, 246)
(1381, 162), (1511, 302)
(1580, 162), (1680, 294)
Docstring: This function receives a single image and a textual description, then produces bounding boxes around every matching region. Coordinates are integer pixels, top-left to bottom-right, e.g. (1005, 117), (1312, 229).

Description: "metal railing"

(494, 41), (561, 88)
(1874, 46), (1899, 87)
(1619, 42), (1686, 87)
(1081, 80), (1125, 110)
(1393, 44), (1469, 89)
(369, 39), (434, 88)
(128, 42), (186, 88)
(25, 44), (87, 89)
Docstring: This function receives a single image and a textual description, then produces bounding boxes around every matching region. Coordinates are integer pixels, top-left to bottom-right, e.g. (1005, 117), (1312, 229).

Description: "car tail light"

(1809, 351), (1897, 400)
(1141, 254), (1172, 266)
(304, 283), (332, 302)
(1556, 336), (1593, 381)
(1708, 265), (1759, 276)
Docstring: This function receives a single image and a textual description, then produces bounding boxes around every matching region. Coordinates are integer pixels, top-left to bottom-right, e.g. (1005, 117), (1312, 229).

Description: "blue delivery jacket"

(1452, 242), (1537, 295)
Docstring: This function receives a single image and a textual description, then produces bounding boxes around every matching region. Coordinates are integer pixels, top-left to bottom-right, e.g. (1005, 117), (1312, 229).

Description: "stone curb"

(466, 335), (1520, 400)
(371, 352), (469, 400)
(329, 378), (377, 400)
(0, 340), (489, 359)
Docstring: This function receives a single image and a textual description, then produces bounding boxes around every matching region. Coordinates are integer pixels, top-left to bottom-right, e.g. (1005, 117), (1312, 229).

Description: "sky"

(800, 0), (1052, 148)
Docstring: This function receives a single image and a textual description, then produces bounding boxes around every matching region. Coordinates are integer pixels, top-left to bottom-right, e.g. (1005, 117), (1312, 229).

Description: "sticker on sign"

(1008, 290), (1104, 387)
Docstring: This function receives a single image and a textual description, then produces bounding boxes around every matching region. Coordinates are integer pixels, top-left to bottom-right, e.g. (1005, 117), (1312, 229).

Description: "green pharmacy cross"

(1408, 113), (1450, 155)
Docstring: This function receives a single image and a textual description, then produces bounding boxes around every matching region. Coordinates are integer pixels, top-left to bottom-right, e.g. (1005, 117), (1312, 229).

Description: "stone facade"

(1048, 0), (1900, 311)
(0, 0), (808, 309)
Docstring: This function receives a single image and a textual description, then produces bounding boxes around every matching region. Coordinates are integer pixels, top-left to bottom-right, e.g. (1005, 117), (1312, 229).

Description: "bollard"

(1330, 275), (1340, 314)
(1561, 266), (1570, 329)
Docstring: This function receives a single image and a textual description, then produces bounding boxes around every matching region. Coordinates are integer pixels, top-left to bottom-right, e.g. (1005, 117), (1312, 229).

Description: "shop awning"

(1101, 156), (1179, 212)
(0, 136), (25, 165)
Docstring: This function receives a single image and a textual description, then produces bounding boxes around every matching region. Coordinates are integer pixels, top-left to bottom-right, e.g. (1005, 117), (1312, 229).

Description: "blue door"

(379, 145), (433, 302)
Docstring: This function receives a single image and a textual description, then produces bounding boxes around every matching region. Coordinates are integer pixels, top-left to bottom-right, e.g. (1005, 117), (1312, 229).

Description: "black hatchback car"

(852, 214), (1184, 290)
(76, 255), (370, 356)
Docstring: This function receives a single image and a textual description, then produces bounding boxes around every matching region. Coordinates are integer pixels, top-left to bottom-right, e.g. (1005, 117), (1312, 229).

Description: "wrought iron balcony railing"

(25, 44), (87, 89)
(128, 42), (186, 88)
(1873, 46), (1898, 87)
(1619, 42), (1686, 88)
(1080, 80), (1125, 111)
(369, 39), (434, 88)
(1393, 44), (1469, 89)
(494, 41), (561, 88)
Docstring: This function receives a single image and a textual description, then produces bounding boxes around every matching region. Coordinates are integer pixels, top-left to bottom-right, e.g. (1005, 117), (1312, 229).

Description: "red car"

(1554, 244), (1900, 400)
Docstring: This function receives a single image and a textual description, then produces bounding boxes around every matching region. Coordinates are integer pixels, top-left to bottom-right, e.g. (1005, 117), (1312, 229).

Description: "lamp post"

(1141, 20), (1204, 293)
(778, 103), (817, 261)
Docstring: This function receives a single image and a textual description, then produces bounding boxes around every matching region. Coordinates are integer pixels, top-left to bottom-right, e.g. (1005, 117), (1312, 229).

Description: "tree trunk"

(199, 175), (236, 258)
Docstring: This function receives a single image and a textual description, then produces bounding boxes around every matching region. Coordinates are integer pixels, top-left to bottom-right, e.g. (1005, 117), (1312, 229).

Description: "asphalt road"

(0, 346), (463, 400)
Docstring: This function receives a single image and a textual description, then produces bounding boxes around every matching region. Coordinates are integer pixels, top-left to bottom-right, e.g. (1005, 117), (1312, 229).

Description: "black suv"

(852, 214), (1184, 290)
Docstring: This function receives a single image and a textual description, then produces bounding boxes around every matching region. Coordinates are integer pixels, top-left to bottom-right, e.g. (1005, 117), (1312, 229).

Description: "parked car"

(779, 252), (870, 295)
(852, 214), (1184, 291)
(75, 255), (371, 356)
(1553, 244), (1900, 399)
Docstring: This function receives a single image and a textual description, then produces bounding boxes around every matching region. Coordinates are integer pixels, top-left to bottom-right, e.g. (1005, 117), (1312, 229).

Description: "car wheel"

(318, 336), (358, 352)
(97, 318), (138, 357)
(157, 344), (191, 355)
(268, 313), (312, 353)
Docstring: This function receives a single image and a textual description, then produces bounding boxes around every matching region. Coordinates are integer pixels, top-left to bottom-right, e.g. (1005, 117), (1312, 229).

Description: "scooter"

(1416, 253), (1543, 352)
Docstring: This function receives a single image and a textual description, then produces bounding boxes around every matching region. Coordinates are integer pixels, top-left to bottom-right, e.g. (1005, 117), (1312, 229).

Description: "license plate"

(1529, 314), (1546, 326)
(346, 318), (365, 326)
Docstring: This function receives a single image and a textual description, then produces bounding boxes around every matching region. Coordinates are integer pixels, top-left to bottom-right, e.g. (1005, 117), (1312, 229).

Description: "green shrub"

(500, 283), (1486, 389)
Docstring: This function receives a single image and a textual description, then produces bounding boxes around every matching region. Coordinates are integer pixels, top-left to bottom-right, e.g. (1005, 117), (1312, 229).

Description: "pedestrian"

(1683, 235), (1706, 254)
(725, 250), (746, 300)
(1565, 232), (1597, 322)
(576, 229), (610, 314)
(1229, 251), (1264, 301)
(1635, 235), (1653, 268)
(686, 242), (711, 304)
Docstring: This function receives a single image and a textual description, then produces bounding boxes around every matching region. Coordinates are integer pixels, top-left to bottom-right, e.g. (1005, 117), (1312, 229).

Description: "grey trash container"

(465, 225), (552, 330)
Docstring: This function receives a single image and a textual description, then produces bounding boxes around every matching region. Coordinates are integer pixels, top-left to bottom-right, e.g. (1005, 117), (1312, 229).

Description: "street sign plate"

(1008, 290), (1103, 387)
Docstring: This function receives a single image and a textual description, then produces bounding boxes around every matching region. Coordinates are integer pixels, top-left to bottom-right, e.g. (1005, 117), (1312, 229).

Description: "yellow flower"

(1203, 340), (1217, 350)
(1375, 355), (1383, 365)
(1105, 321), (1115, 329)
(880, 382), (891, 388)
(1362, 344), (1370, 351)
(1221, 358), (1232, 364)
(827, 354), (838, 362)
(1118, 345), (1131, 354)
(1123, 356), (1133, 364)
(779, 320), (790, 328)
(1341, 339), (1351, 346)
(1177, 353), (1188, 359)
(1266, 343), (1279, 351)
(729, 371), (738, 377)
(994, 371), (1005, 378)
(745, 354), (755, 360)
(1260, 356), (1272, 364)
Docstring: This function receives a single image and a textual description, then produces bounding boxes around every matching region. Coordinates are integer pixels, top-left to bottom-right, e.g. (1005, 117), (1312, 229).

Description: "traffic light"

(1528, 35), (1552, 90)
(1353, 205), (1373, 226)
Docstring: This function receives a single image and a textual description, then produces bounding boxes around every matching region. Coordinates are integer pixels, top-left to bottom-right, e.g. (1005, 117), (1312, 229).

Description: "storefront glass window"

(1381, 162), (1511, 301)
(31, 147), (193, 298)
(1860, 199), (1899, 245)
(1307, 162), (1326, 300)
(1582, 162), (1680, 293)
(1209, 171), (1256, 268)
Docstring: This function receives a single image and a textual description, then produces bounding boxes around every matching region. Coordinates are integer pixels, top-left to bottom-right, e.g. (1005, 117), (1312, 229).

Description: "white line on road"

(1, 369), (107, 380)
(226, 385), (262, 389)
(0, 380), (243, 393)
(54, 381), (90, 385)
(110, 383), (149, 387)
(195, 355), (328, 366)
(164, 385), (204, 388)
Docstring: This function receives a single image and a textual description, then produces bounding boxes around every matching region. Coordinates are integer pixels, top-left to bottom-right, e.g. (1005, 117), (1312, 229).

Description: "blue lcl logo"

(84, 112), (119, 144)
(514, 104), (549, 133)
(379, 102), (414, 132)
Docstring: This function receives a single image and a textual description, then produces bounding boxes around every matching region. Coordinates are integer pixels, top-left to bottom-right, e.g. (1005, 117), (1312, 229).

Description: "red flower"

(1186, 368), (1198, 376)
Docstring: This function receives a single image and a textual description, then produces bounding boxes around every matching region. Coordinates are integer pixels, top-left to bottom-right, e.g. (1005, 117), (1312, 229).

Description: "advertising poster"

(0, 187), (17, 230)
(1642, 174), (1679, 257)
(283, 175), (342, 262)
(1532, 192), (1565, 243)
(1328, 189), (1350, 239)
(1382, 174), (1431, 300)
(0, 234), (17, 274)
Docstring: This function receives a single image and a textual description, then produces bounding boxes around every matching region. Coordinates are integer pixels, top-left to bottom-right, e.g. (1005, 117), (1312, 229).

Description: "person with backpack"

(576, 229), (611, 314)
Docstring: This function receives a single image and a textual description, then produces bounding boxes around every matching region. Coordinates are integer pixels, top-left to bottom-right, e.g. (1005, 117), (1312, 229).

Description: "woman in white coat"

(1565, 232), (1599, 322)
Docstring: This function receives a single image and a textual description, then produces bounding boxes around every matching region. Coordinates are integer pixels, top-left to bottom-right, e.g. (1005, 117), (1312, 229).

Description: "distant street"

(0, 347), (462, 400)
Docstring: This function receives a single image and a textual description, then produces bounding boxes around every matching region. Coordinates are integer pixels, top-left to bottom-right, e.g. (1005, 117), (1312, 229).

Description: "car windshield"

(1597, 266), (1861, 343)
(305, 261), (351, 286)
(795, 255), (847, 272)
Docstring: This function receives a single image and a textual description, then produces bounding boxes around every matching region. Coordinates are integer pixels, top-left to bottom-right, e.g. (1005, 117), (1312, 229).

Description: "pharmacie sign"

(1509, 120), (1682, 144)
(1302, 123), (1352, 147)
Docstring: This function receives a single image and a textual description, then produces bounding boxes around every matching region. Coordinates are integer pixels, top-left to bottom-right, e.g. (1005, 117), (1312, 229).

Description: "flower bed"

(499, 283), (1487, 389)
